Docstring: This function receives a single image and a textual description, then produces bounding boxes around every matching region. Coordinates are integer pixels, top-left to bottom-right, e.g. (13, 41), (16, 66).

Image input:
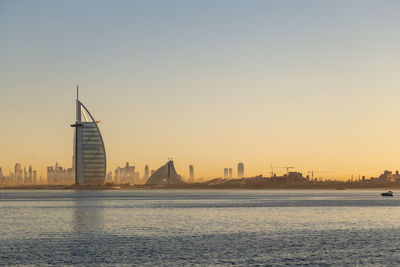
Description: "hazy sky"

(1, 0), (400, 179)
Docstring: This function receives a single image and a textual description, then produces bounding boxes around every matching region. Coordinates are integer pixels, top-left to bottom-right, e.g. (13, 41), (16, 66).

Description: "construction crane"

(269, 164), (274, 177)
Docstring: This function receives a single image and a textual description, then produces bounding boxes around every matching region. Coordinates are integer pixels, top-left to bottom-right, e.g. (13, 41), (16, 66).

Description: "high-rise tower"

(14, 163), (22, 184)
(28, 165), (32, 184)
(143, 164), (150, 181)
(71, 86), (106, 185)
(189, 165), (194, 181)
(238, 162), (244, 179)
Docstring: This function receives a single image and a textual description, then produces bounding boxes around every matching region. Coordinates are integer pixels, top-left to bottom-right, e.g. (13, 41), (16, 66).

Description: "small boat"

(381, 191), (393, 197)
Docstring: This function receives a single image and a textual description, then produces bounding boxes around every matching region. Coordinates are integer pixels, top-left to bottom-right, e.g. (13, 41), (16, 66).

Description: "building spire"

(76, 84), (79, 100)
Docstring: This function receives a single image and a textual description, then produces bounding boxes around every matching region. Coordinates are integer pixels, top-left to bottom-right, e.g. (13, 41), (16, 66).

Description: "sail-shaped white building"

(71, 87), (106, 185)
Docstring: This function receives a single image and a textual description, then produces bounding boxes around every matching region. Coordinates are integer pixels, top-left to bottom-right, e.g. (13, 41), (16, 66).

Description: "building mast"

(76, 85), (78, 185)
(71, 85), (81, 185)
(167, 161), (170, 186)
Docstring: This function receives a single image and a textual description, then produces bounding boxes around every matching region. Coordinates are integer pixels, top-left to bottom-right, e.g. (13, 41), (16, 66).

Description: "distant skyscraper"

(224, 168), (229, 179)
(23, 167), (27, 184)
(229, 168), (232, 179)
(238, 162), (244, 178)
(71, 86), (106, 185)
(15, 163), (23, 184)
(189, 165), (194, 181)
(28, 165), (32, 184)
(143, 164), (150, 181)
(106, 171), (113, 183)
(0, 167), (2, 178)
(33, 170), (37, 184)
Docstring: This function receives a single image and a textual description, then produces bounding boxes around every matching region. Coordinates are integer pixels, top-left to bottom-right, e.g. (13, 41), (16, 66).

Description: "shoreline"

(0, 185), (399, 190)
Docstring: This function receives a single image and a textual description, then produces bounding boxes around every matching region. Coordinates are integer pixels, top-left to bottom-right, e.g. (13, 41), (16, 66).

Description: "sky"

(0, 0), (400, 180)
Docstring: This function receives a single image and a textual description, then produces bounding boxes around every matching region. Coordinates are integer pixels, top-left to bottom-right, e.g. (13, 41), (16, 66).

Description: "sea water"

(1, 189), (400, 266)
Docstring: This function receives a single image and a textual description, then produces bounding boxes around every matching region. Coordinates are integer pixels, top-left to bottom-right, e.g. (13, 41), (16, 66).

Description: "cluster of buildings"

(7, 92), (400, 189)
(348, 170), (400, 183)
(47, 163), (74, 185)
(103, 162), (198, 186)
(68, 88), (204, 186)
(0, 164), (41, 186)
(373, 170), (400, 182)
(105, 163), (149, 185)
(0, 94), (207, 187)
(112, 162), (140, 185)
(270, 171), (307, 183)
(108, 162), (190, 185)
(0, 161), (199, 187)
(223, 163), (244, 179)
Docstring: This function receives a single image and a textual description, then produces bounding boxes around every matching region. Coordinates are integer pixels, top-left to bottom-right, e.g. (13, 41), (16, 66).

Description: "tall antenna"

(167, 159), (171, 186)
(76, 84), (79, 100)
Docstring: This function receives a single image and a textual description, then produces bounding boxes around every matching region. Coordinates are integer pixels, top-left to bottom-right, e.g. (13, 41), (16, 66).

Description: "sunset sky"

(1, 0), (400, 180)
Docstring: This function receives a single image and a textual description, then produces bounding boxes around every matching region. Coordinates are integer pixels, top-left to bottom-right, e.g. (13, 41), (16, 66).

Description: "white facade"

(72, 94), (106, 185)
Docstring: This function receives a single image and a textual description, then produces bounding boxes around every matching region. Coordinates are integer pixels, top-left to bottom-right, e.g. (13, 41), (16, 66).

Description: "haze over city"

(1, 0), (400, 180)
(4, 1), (400, 266)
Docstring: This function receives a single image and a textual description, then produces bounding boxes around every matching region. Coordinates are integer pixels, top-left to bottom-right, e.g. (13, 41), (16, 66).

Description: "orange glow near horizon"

(1, 1), (400, 181)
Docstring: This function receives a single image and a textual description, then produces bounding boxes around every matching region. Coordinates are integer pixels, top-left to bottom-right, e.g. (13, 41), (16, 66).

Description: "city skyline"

(5, 159), (400, 185)
(1, 1), (400, 179)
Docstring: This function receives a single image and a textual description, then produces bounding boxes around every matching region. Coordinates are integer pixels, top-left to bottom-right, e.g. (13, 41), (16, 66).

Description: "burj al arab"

(71, 86), (106, 185)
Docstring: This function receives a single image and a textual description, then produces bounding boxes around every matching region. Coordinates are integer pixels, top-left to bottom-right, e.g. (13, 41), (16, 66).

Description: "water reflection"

(72, 190), (105, 233)
(3, 190), (400, 265)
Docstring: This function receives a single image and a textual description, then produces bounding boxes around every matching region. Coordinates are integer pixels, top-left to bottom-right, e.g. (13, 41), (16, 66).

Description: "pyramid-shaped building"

(146, 160), (186, 185)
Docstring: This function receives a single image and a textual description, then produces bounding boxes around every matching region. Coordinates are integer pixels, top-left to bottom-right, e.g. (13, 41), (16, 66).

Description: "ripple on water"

(1, 189), (400, 266)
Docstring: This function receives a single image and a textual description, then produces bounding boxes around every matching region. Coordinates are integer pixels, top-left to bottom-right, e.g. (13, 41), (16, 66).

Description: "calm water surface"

(1, 189), (400, 266)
